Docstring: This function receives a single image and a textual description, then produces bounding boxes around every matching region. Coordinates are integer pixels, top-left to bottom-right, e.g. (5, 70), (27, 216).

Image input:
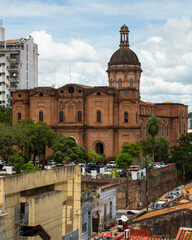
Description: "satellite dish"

(121, 215), (128, 222)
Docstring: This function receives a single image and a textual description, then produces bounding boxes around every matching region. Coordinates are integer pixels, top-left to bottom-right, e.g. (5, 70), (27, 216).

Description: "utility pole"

(145, 158), (148, 212)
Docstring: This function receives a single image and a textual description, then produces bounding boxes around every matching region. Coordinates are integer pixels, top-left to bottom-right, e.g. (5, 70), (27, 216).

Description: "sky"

(1, 0), (192, 112)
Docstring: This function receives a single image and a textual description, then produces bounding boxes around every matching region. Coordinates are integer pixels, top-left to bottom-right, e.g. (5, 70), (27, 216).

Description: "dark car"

(116, 169), (126, 177)
(87, 162), (99, 172)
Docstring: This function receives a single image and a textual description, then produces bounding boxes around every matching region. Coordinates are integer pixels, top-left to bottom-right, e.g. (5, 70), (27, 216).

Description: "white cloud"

(134, 17), (192, 111)
(31, 30), (107, 87)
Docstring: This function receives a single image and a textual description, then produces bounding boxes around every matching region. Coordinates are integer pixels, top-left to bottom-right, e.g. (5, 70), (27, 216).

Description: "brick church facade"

(12, 25), (188, 157)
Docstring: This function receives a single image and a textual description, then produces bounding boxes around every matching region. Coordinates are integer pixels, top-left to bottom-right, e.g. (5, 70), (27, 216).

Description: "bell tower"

(107, 25), (142, 94)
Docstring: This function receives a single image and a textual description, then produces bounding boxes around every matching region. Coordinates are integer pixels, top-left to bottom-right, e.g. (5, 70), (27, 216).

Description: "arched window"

(77, 111), (82, 122)
(18, 112), (21, 121)
(111, 80), (113, 87)
(118, 79), (122, 88)
(136, 112), (138, 123)
(124, 112), (128, 123)
(130, 79), (133, 87)
(162, 124), (164, 136)
(39, 111), (43, 121)
(59, 111), (63, 123)
(97, 110), (101, 123)
(167, 125), (169, 136)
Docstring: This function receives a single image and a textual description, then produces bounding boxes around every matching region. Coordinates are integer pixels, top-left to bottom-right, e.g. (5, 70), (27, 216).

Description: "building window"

(118, 79), (122, 88)
(136, 112), (138, 123)
(59, 111), (63, 123)
(162, 124), (164, 136)
(77, 111), (82, 122)
(179, 113), (181, 133)
(111, 80), (113, 87)
(124, 112), (128, 123)
(110, 201), (112, 218)
(130, 79), (133, 87)
(140, 124), (142, 138)
(97, 110), (101, 123)
(82, 213), (87, 233)
(18, 112), (21, 121)
(39, 111), (43, 121)
(167, 125), (169, 136)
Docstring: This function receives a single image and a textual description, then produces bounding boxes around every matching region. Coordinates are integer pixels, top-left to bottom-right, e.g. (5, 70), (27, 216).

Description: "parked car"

(116, 169), (126, 177)
(103, 168), (111, 176)
(155, 201), (167, 210)
(165, 194), (174, 201)
(45, 160), (56, 169)
(87, 162), (98, 172)
(106, 161), (116, 168)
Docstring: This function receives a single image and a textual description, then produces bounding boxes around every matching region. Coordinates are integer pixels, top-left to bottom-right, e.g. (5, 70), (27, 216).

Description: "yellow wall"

(0, 165), (81, 240)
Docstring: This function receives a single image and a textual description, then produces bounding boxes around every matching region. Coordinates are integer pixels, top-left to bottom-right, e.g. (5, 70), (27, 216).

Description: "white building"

(0, 27), (38, 107)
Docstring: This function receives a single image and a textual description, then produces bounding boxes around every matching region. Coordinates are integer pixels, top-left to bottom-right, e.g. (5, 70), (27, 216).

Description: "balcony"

(7, 66), (18, 72)
(7, 56), (19, 63)
(7, 76), (19, 82)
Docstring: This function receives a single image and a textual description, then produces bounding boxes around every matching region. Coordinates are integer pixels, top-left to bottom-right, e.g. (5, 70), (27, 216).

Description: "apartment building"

(0, 27), (38, 107)
(0, 165), (81, 240)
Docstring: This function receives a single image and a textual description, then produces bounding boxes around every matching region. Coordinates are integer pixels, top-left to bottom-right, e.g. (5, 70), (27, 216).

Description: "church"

(12, 25), (188, 157)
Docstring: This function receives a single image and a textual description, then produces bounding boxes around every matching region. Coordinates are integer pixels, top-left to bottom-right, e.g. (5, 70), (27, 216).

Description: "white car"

(103, 168), (111, 176)
(106, 161), (116, 168)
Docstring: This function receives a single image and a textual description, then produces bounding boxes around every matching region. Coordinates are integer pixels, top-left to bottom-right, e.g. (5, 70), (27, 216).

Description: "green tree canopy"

(0, 123), (14, 161)
(170, 133), (192, 181)
(121, 143), (141, 160)
(116, 152), (133, 169)
(146, 115), (161, 161)
(88, 152), (104, 163)
(52, 137), (87, 163)
(140, 136), (169, 162)
(8, 151), (25, 174)
(0, 106), (12, 125)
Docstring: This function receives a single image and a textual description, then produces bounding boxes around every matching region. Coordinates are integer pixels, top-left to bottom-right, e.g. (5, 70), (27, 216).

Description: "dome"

(108, 47), (140, 66)
(120, 24), (129, 32)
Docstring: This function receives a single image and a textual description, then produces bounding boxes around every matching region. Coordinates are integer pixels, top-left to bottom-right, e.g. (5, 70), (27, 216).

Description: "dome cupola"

(107, 24), (142, 93)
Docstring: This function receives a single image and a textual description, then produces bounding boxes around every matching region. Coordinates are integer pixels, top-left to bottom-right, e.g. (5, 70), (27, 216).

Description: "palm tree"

(146, 115), (161, 162)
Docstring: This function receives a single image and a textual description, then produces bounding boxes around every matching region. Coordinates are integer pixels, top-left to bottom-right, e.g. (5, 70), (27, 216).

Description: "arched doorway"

(69, 137), (77, 143)
(95, 142), (104, 154)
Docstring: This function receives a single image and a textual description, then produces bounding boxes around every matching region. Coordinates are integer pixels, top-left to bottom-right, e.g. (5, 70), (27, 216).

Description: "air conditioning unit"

(124, 229), (130, 238)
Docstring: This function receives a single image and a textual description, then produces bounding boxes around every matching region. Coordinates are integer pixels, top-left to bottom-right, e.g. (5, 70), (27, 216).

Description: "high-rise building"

(0, 27), (38, 107)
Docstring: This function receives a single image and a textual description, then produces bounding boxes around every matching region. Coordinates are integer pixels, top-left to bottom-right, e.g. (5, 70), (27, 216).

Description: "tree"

(13, 118), (35, 161)
(121, 143), (141, 161)
(24, 162), (39, 173)
(170, 133), (192, 182)
(116, 152), (133, 169)
(146, 115), (161, 162)
(140, 136), (169, 162)
(0, 106), (12, 126)
(8, 152), (25, 174)
(0, 123), (14, 161)
(155, 137), (169, 162)
(88, 152), (104, 163)
(52, 137), (87, 163)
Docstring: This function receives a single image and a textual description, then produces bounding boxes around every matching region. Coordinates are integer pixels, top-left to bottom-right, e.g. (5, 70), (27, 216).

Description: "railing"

(7, 56), (19, 62)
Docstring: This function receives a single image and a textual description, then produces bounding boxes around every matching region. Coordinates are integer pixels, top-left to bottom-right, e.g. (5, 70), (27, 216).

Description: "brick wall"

(82, 164), (177, 209)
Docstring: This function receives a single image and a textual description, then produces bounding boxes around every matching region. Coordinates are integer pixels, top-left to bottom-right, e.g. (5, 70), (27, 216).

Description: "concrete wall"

(82, 164), (177, 209)
(0, 165), (81, 240)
